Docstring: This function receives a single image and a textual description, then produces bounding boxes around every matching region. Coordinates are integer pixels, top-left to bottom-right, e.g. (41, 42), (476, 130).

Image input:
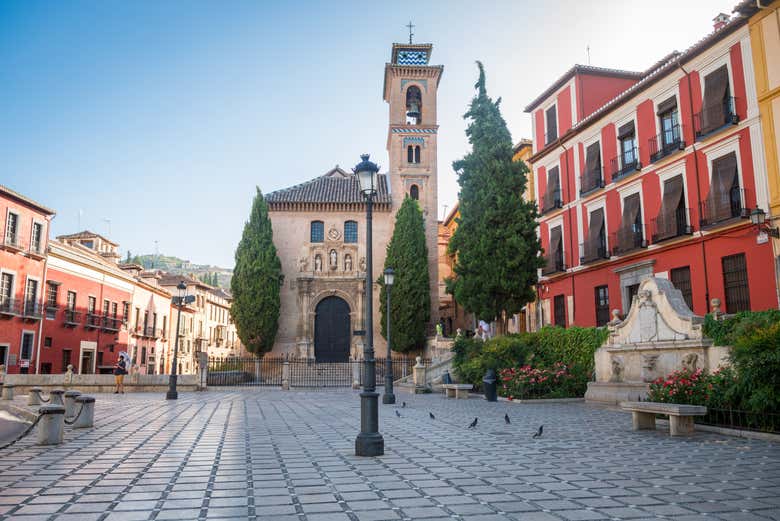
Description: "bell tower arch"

(383, 40), (443, 325)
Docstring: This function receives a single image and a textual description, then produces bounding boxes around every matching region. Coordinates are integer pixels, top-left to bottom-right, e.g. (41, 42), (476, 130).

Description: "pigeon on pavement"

(429, 412), (435, 420)
(402, 402), (407, 408)
(504, 413), (511, 424)
(468, 417), (478, 429)
(533, 425), (543, 438)
(395, 410), (401, 418)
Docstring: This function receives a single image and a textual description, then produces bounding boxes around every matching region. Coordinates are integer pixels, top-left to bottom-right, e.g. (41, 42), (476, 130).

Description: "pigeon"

(533, 425), (543, 438)
(468, 417), (478, 429)
(402, 402), (407, 408)
(429, 412), (435, 420)
(395, 410), (401, 418)
(504, 413), (511, 425)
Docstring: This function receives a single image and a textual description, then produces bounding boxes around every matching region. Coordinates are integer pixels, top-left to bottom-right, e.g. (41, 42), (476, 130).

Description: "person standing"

(113, 356), (127, 394)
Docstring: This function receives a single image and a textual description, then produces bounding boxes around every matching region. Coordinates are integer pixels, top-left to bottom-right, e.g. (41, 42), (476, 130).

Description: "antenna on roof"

(586, 44), (591, 65)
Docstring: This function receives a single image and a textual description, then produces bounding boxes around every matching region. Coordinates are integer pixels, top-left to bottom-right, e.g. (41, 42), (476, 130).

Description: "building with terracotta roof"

(264, 40), (442, 361)
(526, 8), (777, 328)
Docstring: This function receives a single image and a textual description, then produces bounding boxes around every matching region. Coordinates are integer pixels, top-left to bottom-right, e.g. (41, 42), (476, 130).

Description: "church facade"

(265, 41), (442, 361)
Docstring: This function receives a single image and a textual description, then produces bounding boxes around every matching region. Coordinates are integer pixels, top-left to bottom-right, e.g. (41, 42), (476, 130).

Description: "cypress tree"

(448, 62), (543, 331)
(379, 196), (430, 353)
(230, 188), (282, 355)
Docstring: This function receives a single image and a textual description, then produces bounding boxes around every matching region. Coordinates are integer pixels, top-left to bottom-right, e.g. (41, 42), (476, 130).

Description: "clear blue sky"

(2, 0), (735, 268)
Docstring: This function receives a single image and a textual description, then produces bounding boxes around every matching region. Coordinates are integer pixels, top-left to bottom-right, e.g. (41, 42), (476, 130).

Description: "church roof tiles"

(266, 167), (391, 207)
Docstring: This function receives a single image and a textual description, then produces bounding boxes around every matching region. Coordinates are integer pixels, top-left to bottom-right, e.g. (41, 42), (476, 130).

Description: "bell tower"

(383, 40), (443, 325)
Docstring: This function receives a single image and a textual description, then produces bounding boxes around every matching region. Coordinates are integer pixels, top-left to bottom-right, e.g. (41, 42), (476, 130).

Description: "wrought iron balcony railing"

(610, 224), (647, 256)
(610, 148), (642, 182)
(699, 187), (750, 227)
(541, 256), (566, 276)
(580, 168), (605, 197)
(648, 124), (685, 163)
(694, 96), (739, 140)
(650, 207), (693, 243)
(63, 309), (82, 326)
(579, 242), (610, 265)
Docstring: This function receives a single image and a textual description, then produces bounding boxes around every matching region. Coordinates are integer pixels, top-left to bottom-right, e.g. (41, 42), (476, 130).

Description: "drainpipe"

(34, 215), (53, 375)
(559, 142), (577, 325)
(678, 61), (711, 313)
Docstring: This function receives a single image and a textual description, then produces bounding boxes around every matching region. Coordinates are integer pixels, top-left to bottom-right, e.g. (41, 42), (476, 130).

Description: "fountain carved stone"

(585, 277), (730, 404)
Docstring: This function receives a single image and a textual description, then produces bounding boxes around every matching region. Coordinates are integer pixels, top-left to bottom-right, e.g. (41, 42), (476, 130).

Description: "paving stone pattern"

(0, 390), (779, 520)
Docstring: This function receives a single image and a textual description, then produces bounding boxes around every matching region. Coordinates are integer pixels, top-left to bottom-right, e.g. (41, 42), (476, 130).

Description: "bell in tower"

(405, 86), (422, 125)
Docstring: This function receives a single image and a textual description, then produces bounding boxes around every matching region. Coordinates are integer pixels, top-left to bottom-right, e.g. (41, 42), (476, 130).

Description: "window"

(44, 336), (52, 347)
(545, 105), (557, 144)
(31, 222), (43, 253)
(310, 221), (324, 243)
(405, 85), (422, 125)
(1, 272), (13, 304)
(581, 142), (602, 194)
(698, 65), (734, 137)
(703, 152), (741, 225)
(660, 105), (680, 150)
(4, 211), (19, 246)
(344, 221), (358, 243)
(617, 121), (639, 177)
(542, 166), (561, 214)
(410, 185), (419, 200)
(543, 225), (564, 275)
(162, 316), (167, 336)
(407, 145), (414, 163)
(414, 146), (421, 164)
(626, 283), (640, 310)
(88, 296), (96, 315)
(122, 302), (129, 323)
(46, 283), (58, 308)
(595, 285), (610, 327)
(20, 332), (34, 360)
(653, 175), (688, 242)
(67, 291), (76, 310)
(615, 193), (644, 254)
(722, 253), (750, 313)
(553, 294), (566, 327)
(24, 279), (38, 314)
(111, 302), (118, 318)
(670, 266), (693, 311)
(582, 208), (607, 264)
(62, 349), (72, 372)
(103, 299), (110, 317)
(141, 347), (147, 365)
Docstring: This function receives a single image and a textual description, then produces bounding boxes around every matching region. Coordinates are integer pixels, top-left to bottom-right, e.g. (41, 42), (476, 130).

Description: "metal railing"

(699, 187), (749, 227)
(579, 168), (604, 196)
(540, 190), (562, 215)
(102, 316), (121, 332)
(579, 242), (609, 265)
(63, 309), (82, 326)
(696, 408), (779, 434)
(206, 356), (429, 388)
(545, 129), (558, 145)
(610, 148), (642, 182)
(650, 207), (693, 243)
(648, 124), (684, 163)
(610, 224), (646, 256)
(0, 298), (21, 316)
(541, 256), (566, 276)
(3, 235), (21, 249)
(133, 325), (161, 338)
(86, 313), (102, 329)
(22, 300), (42, 319)
(694, 96), (739, 140)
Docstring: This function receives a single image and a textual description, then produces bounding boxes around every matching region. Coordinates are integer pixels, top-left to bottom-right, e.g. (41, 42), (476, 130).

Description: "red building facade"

(0, 185), (55, 374)
(526, 14), (776, 328)
(39, 235), (134, 374)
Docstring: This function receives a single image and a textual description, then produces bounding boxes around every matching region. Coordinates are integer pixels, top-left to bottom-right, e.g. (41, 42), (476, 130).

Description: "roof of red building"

(529, 10), (749, 163)
(0, 184), (56, 216)
(524, 65), (644, 113)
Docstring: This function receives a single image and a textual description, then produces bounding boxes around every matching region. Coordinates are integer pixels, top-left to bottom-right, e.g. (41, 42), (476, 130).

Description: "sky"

(1, 0), (737, 268)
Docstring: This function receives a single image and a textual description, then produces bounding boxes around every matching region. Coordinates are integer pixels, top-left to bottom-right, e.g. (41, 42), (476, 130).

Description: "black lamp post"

(353, 153), (384, 457)
(382, 267), (396, 405)
(750, 207), (780, 238)
(166, 281), (187, 400)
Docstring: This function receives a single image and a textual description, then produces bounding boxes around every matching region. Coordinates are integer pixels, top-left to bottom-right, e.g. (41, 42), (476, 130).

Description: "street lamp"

(750, 207), (780, 238)
(166, 281), (188, 400)
(353, 153), (384, 457)
(382, 267), (396, 405)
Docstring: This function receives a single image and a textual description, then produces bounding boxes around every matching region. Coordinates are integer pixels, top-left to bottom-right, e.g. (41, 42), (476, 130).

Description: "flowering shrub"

(499, 362), (585, 399)
(648, 366), (740, 408)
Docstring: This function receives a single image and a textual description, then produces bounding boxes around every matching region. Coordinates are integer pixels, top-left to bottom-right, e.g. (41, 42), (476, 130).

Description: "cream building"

(265, 40), (442, 361)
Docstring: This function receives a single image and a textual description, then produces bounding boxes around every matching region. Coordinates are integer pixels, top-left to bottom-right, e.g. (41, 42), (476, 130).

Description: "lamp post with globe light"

(382, 267), (396, 405)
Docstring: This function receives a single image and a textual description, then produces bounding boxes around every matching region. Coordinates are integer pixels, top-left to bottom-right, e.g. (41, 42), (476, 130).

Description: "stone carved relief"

(609, 356), (624, 383)
(641, 354), (659, 383)
(344, 254), (352, 272)
(298, 256), (308, 272)
(328, 226), (341, 241)
(681, 353), (699, 372)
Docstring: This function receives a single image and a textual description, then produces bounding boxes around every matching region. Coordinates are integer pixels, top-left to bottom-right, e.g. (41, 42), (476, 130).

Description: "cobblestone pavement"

(0, 390), (779, 521)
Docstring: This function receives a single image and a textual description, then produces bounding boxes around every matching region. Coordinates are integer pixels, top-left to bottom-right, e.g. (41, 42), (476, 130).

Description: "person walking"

(113, 356), (127, 394)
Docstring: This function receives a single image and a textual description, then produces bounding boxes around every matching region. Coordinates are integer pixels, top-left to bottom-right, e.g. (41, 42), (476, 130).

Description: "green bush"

(730, 320), (780, 413)
(451, 326), (608, 398)
(703, 309), (780, 346)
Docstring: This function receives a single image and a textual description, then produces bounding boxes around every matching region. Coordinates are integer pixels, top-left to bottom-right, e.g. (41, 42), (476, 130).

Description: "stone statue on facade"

(359, 257), (366, 272)
(641, 354), (659, 383)
(344, 254), (352, 271)
(609, 356), (624, 383)
(681, 353), (699, 372)
(329, 249), (338, 269)
(298, 256), (309, 272)
(314, 255), (322, 272)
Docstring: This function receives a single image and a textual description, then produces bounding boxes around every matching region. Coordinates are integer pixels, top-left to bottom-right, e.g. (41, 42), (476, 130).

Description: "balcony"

(579, 242), (610, 265)
(699, 187), (750, 228)
(610, 148), (642, 183)
(21, 300), (42, 321)
(650, 207), (693, 243)
(0, 298), (21, 317)
(648, 124), (685, 163)
(695, 97), (738, 141)
(545, 129), (558, 146)
(540, 189), (562, 215)
(102, 316), (121, 332)
(580, 168), (605, 197)
(1, 234), (23, 252)
(541, 255), (566, 276)
(63, 309), (82, 327)
(134, 325), (162, 339)
(86, 313), (103, 330)
(610, 224), (647, 256)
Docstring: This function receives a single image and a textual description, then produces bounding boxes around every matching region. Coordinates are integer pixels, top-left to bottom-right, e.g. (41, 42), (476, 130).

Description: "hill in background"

(126, 253), (232, 289)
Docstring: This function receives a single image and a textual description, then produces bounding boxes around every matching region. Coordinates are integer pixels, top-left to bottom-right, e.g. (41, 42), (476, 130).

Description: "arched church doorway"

(314, 296), (351, 363)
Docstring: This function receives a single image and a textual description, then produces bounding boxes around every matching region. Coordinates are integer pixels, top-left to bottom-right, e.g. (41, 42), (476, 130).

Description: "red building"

(0, 185), (55, 374)
(526, 12), (776, 328)
(39, 232), (133, 374)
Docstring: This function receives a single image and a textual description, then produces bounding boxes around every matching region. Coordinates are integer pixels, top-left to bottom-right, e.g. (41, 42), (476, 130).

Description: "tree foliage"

(230, 188), (282, 355)
(379, 197), (430, 353)
(447, 62), (543, 327)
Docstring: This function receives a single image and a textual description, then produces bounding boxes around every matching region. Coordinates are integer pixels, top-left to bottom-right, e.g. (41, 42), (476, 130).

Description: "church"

(264, 40), (443, 361)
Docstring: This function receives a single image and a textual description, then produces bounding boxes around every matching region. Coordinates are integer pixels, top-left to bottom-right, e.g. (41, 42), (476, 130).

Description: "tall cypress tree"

(448, 62), (543, 331)
(230, 188), (282, 355)
(379, 196), (430, 353)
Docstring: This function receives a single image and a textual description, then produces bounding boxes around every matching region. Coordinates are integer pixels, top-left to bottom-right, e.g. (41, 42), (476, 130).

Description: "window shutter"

(543, 167), (560, 211)
(706, 152), (739, 223)
(617, 121), (635, 139)
(656, 96), (678, 115)
(617, 193), (641, 252)
(584, 142), (602, 192)
(700, 65), (730, 134)
(546, 106), (557, 141)
(583, 208), (605, 262)
(654, 175), (685, 241)
(545, 226), (563, 273)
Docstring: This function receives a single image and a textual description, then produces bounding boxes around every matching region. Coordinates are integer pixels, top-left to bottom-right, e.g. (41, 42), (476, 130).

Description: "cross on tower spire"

(406, 21), (415, 44)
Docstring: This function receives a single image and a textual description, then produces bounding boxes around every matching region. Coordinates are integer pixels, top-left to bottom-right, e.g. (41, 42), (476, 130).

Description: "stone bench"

(442, 384), (472, 399)
(621, 401), (706, 436)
